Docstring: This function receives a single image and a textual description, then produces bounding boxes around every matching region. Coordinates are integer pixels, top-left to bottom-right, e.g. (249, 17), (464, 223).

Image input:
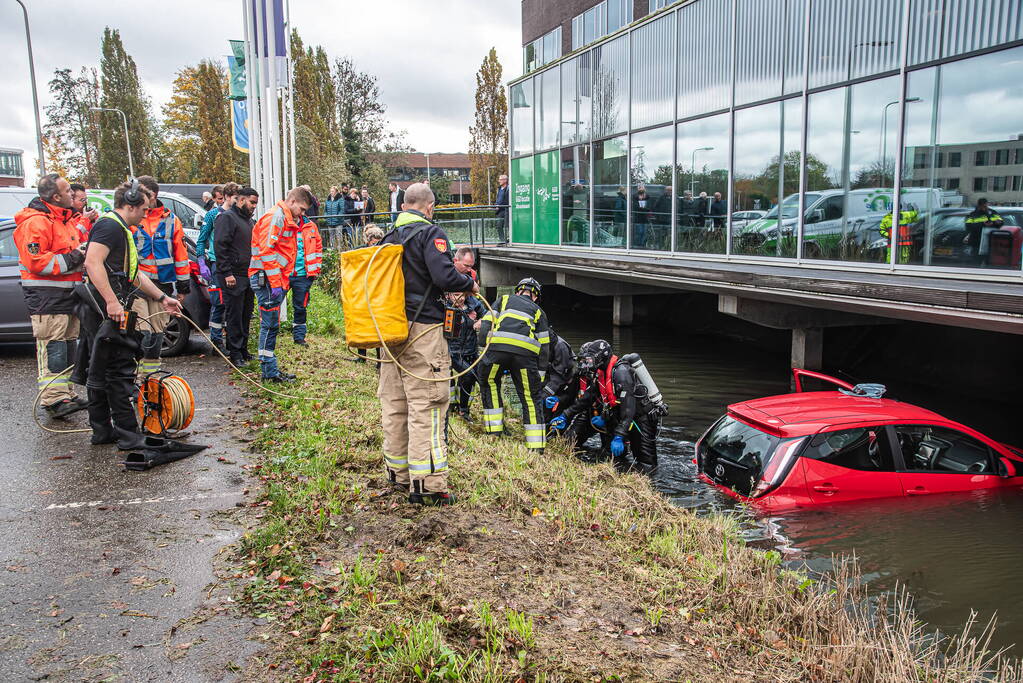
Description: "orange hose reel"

(136, 372), (195, 435)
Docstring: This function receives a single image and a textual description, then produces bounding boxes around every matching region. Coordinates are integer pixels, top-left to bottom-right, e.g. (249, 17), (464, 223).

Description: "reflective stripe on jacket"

(136, 203), (189, 284)
(249, 201), (299, 289)
(478, 293), (551, 366)
(13, 198), (84, 314)
(298, 218), (322, 277)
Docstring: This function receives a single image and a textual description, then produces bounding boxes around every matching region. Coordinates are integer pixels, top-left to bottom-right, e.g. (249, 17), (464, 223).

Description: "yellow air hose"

(357, 243), (496, 382)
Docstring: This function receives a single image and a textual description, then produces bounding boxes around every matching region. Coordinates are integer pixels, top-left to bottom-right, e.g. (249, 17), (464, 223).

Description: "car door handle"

(812, 484), (839, 494)
(906, 487), (929, 495)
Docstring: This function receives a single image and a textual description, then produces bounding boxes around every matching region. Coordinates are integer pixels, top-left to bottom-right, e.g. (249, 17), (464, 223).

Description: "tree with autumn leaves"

(468, 48), (508, 207)
(162, 60), (239, 183)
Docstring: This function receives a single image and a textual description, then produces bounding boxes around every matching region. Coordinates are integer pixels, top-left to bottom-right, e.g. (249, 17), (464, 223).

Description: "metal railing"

(312, 205), (508, 250)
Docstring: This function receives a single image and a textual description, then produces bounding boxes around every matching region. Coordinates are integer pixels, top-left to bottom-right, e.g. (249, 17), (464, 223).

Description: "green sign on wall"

(511, 156), (533, 243)
(534, 150), (560, 245)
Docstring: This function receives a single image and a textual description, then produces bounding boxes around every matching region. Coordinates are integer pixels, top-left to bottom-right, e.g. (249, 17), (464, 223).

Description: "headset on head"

(124, 177), (144, 206)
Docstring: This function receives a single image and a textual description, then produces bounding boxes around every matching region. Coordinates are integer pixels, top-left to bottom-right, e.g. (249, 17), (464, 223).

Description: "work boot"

(241, 351), (254, 362)
(293, 338), (307, 346)
(279, 370), (297, 380)
(228, 353), (246, 366)
(264, 374), (295, 384)
(211, 338), (226, 355)
(409, 490), (455, 506)
(44, 396), (88, 419)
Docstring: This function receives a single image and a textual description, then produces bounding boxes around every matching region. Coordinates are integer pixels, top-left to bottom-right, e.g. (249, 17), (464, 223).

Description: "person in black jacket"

(360, 188), (376, 226)
(378, 183), (478, 506)
(541, 329), (578, 425)
(551, 339), (662, 471)
(445, 291), (485, 420)
(477, 278), (550, 453)
(214, 186), (259, 366)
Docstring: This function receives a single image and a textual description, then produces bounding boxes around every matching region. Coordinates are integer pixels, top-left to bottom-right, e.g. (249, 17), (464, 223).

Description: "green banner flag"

(227, 40), (247, 100)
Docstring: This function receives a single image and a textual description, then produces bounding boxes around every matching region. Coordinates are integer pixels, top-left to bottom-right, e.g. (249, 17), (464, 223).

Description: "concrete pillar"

(612, 294), (633, 327)
(791, 327), (823, 371)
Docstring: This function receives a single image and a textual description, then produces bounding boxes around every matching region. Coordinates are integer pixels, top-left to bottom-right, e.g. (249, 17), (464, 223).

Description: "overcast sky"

(0, 0), (522, 180)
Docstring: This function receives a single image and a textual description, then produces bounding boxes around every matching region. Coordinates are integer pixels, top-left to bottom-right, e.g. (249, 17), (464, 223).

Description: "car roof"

(728, 391), (952, 438)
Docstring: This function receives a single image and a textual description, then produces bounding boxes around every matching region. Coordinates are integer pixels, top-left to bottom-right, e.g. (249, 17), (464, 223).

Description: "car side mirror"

(807, 209), (824, 224)
(998, 457), (1017, 478)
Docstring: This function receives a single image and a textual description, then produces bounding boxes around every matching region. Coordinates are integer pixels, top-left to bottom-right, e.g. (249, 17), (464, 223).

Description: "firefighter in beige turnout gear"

(377, 183), (478, 506)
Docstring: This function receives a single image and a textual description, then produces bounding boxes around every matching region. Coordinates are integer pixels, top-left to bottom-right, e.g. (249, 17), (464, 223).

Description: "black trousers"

(614, 411), (660, 469)
(450, 351), (478, 411)
(78, 304), (140, 440)
(478, 349), (544, 450)
(220, 274), (254, 356)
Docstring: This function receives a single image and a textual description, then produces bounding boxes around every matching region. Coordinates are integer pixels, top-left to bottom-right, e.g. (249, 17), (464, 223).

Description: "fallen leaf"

(50, 455), (73, 461)
(176, 642), (192, 650)
(319, 614), (335, 633)
(531, 508), (543, 516)
(289, 630), (301, 637)
(391, 559), (407, 574)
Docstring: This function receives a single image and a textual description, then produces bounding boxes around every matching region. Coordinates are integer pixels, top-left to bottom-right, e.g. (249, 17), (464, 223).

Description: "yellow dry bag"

(341, 244), (408, 348)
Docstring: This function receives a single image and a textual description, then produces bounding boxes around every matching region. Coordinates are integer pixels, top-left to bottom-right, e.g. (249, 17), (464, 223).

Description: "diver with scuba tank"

(541, 329), (578, 426)
(550, 339), (667, 471)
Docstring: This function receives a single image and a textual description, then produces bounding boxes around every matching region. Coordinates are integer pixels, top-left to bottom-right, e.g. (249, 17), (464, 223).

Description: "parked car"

(913, 206), (1023, 268)
(0, 218), (209, 356)
(730, 210), (767, 229)
(0, 187), (206, 242)
(696, 369), (1023, 511)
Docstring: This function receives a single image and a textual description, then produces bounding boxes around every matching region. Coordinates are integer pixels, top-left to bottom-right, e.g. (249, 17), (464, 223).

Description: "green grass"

(233, 290), (1022, 682)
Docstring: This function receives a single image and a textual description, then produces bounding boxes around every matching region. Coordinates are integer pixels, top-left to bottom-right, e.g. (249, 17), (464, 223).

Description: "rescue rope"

(358, 244), (496, 383)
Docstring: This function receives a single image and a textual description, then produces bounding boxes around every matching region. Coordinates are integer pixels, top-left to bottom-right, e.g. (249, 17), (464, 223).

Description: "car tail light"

(751, 437), (805, 498)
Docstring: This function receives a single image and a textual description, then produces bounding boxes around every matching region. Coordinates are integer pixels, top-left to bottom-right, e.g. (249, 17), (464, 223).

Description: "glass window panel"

(629, 125), (674, 250)
(584, 7), (597, 44)
(510, 79), (534, 157)
(908, 0), (944, 65)
(675, 113), (730, 254)
(593, 136), (629, 248)
(572, 15), (583, 51)
(535, 68), (560, 151)
(631, 14), (676, 129)
(782, 0), (806, 95)
(511, 155), (534, 243)
(942, 0), (1023, 59)
(732, 103), (796, 257)
(901, 46), (1023, 271)
(524, 42), (537, 74)
(608, 0), (623, 33)
(735, 0), (784, 105)
(678, 0), (732, 119)
(563, 53), (592, 145)
(783, 97), (803, 201)
(809, 0), (901, 88)
(593, 35), (629, 139)
(562, 145), (591, 246)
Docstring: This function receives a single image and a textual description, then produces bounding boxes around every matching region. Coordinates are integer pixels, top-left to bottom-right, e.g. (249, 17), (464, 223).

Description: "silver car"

(0, 219), (32, 342)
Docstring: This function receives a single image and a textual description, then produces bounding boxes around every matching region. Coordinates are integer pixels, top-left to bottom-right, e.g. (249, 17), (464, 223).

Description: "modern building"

(0, 148), (25, 188)
(508, 0), (1023, 274)
(388, 153), (473, 204)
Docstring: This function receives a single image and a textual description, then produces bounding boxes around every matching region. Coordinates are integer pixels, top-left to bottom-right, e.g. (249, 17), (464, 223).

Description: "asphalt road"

(0, 337), (261, 682)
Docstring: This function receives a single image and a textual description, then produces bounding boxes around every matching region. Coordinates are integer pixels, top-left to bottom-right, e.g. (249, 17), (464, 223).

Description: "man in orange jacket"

(289, 214), (322, 346)
(14, 173), (88, 417)
(132, 176), (191, 374)
(248, 186), (313, 382)
(69, 183), (98, 241)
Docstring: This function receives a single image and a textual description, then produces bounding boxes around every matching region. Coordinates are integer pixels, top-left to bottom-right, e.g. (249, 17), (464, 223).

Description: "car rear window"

(699, 416), (791, 495)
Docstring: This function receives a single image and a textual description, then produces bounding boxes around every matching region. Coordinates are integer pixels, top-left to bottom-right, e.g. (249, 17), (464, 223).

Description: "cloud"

(0, 0), (522, 181)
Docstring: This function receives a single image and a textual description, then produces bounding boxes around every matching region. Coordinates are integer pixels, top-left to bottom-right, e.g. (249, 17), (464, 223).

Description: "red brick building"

(389, 153), (473, 204)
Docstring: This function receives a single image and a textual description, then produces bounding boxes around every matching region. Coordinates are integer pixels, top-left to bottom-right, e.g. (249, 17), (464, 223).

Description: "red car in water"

(697, 370), (1023, 511)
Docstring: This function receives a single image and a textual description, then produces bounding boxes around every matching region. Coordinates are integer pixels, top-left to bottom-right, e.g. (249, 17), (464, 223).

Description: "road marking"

(21, 490), (247, 513)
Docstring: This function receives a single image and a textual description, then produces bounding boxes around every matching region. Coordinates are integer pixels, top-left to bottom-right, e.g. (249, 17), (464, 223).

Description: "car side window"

(803, 427), (895, 471)
(0, 227), (18, 264)
(892, 425), (994, 474)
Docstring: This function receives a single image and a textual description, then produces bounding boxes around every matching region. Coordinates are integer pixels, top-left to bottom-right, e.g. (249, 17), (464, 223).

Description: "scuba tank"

(619, 353), (668, 416)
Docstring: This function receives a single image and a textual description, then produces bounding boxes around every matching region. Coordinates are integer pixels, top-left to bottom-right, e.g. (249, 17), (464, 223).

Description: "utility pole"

(14, 0), (45, 178)
(91, 107), (134, 178)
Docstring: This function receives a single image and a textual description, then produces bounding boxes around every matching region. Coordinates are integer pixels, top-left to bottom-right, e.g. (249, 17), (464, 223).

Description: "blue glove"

(270, 287), (284, 300)
(590, 415), (606, 430)
(610, 436), (625, 457)
(549, 415), (567, 431)
(544, 395), (560, 411)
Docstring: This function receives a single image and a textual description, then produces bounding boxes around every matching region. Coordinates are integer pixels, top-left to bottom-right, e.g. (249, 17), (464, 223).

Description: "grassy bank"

(236, 292), (1019, 681)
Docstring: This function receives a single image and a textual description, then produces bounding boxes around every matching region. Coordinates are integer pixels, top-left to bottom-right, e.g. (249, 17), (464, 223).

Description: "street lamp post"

(14, 0), (45, 178)
(690, 146), (714, 196)
(486, 165), (496, 206)
(880, 97), (922, 186)
(91, 107), (134, 178)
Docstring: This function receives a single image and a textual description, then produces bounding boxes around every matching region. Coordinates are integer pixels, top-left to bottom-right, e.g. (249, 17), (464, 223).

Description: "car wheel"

(162, 313), (191, 357)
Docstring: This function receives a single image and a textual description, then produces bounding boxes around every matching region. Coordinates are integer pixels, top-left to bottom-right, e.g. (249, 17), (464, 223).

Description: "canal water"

(548, 308), (1023, 653)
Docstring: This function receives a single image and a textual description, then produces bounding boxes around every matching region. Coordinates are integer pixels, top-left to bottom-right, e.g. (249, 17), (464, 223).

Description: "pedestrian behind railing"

(314, 205), (505, 251)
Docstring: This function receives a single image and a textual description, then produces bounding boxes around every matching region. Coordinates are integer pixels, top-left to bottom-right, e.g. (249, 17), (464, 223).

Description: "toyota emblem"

(714, 464), (725, 478)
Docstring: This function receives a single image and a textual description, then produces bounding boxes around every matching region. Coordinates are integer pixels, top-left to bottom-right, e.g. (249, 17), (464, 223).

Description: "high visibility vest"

(483, 294), (547, 356)
(101, 211), (140, 282)
(135, 209), (188, 283)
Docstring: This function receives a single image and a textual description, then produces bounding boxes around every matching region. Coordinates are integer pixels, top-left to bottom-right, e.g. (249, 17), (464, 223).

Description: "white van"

(0, 187), (206, 242)
(739, 187), (944, 259)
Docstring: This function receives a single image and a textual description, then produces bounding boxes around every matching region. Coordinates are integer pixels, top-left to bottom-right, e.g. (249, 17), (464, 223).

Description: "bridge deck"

(477, 246), (1023, 333)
